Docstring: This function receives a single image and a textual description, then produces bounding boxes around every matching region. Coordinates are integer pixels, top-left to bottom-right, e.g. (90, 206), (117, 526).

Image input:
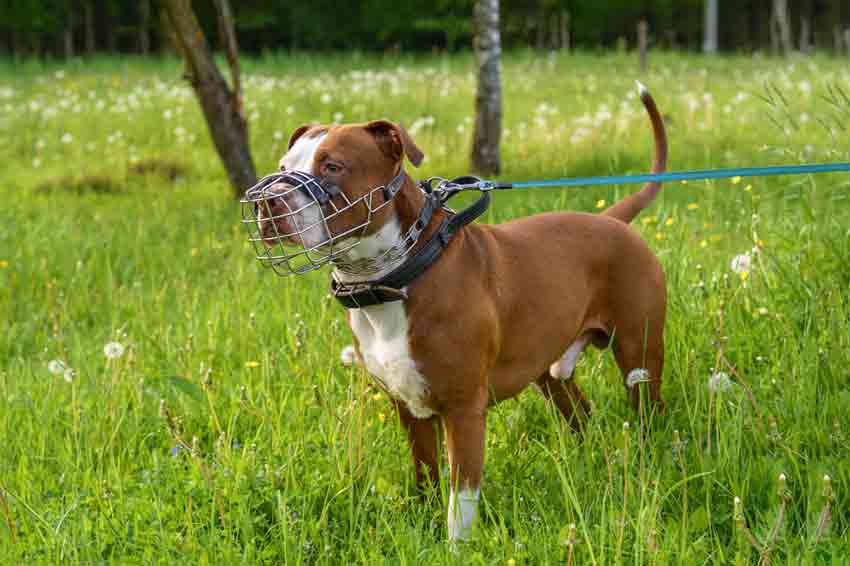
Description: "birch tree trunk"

(160, 0), (257, 197)
(703, 0), (718, 53)
(770, 0), (793, 55)
(470, 0), (502, 176)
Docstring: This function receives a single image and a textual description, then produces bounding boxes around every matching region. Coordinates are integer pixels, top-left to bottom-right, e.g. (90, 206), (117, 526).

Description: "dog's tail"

(602, 82), (668, 224)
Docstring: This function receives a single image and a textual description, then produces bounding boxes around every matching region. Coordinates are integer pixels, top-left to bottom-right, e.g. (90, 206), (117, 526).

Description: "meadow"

(1, 50), (849, 564)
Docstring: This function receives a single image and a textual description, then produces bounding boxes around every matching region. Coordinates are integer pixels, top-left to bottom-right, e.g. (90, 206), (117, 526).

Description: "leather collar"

(331, 185), (491, 309)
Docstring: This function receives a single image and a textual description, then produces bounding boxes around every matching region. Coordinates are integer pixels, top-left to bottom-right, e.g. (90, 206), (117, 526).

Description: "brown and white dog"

(258, 83), (668, 541)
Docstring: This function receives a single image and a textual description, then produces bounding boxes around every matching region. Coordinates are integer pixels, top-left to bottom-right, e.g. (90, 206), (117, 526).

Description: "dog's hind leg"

(612, 320), (665, 413)
(535, 334), (592, 432)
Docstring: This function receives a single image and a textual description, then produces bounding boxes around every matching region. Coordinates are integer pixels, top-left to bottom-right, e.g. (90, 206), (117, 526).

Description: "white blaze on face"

(273, 132), (328, 249)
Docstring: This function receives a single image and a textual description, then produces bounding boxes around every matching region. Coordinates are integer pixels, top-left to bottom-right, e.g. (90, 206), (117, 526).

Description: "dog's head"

(247, 120), (424, 274)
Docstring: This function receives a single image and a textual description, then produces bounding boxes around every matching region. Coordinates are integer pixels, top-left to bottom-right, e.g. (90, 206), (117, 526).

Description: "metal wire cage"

(240, 170), (405, 277)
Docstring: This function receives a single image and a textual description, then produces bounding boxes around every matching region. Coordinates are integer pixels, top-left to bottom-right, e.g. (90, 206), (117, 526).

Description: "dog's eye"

(325, 162), (342, 174)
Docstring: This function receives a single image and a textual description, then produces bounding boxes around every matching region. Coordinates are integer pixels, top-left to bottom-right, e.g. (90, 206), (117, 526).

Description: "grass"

(1, 50), (849, 564)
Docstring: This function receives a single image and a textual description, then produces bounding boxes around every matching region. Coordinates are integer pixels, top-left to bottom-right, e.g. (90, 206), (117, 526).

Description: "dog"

(250, 82), (667, 541)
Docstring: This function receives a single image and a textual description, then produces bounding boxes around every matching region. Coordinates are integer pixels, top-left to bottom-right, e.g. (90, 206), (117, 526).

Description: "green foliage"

(1, 0), (848, 55)
(1, 51), (849, 563)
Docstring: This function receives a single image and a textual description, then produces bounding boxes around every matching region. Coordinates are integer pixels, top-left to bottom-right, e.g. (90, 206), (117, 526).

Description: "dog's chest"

(349, 303), (434, 419)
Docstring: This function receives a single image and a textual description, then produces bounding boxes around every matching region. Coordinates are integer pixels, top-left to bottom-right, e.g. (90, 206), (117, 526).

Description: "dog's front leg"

(394, 400), (440, 489)
(442, 406), (486, 541)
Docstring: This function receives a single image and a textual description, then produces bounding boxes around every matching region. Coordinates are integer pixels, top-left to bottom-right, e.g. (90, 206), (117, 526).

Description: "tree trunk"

(470, 0), (502, 176)
(84, 0), (95, 53)
(63, 0), (74, 59)
(535, 8), (545, 50)
(160, 0), (256, 197)
(139, 0), (151, 54)
(799, 17), (811, 54)
(703, 0), (718, 53)
(770, 0), (793, 55)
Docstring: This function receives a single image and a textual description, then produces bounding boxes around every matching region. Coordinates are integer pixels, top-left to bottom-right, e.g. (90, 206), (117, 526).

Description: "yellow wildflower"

(744, 184), (752, 192)
(595, 199), (606, 209)
(665, 218), (674, 226)
(687, 203), (699, 210)
(655, 232), (663, 240)
(699, 240), (708, 248)
(378, 412), (386, 423)
(372, 392), (383, 401)
(245, 360), (260, 368)
(732, 176), (742, 184)
(0, 260), (8, 268)
(191, 248), (199, 257)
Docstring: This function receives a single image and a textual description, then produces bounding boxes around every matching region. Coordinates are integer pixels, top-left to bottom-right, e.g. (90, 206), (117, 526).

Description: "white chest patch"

(349, 302), (434, 419)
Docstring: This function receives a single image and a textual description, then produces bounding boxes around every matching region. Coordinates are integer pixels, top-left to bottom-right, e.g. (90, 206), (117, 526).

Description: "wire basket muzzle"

(241, 171), (389, 276)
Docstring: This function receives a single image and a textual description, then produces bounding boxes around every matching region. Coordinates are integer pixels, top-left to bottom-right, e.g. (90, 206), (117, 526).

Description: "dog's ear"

(365, 120), (424, 168)
(288, 124), (316, 150)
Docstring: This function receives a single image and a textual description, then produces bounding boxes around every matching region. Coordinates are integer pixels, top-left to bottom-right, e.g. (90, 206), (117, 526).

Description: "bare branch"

(213, 0), (243, 117)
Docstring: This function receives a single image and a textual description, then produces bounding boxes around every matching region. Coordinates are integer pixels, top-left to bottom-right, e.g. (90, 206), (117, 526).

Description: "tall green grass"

(1, 51), (848, 563)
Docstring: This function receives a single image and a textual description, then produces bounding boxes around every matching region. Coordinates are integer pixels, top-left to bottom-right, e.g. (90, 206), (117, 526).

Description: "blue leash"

(464, 162), (850, 191)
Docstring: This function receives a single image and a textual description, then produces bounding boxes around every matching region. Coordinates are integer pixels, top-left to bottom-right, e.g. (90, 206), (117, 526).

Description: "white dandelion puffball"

(103, 342), (126, 359)
(48, 359), (67, 375)
(730, 252), (752, 274)
(63, 368), (76, 383)
(708, 371), (733, 392)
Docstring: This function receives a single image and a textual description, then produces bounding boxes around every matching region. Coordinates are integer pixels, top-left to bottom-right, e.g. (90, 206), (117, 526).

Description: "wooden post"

(84, 0), (95, 53)
(139, 0), (151, 55)
(703, 0), (718, 53)
(560, 10), (570, 52)
(471, 0), (502, 176)
(63, 0), (74, 59)
(638, 20), (648, 72)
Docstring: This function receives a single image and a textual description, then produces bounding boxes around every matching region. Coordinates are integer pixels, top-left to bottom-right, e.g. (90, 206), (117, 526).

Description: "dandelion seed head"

(48, 359), (66, 375)
(708, 371), (733, 392)
(730, 252), (752, 275)
(103, 341), (125, 359)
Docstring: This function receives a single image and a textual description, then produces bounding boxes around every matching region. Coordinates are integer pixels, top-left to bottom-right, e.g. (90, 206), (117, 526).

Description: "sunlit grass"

(0, 51), (848, 563)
